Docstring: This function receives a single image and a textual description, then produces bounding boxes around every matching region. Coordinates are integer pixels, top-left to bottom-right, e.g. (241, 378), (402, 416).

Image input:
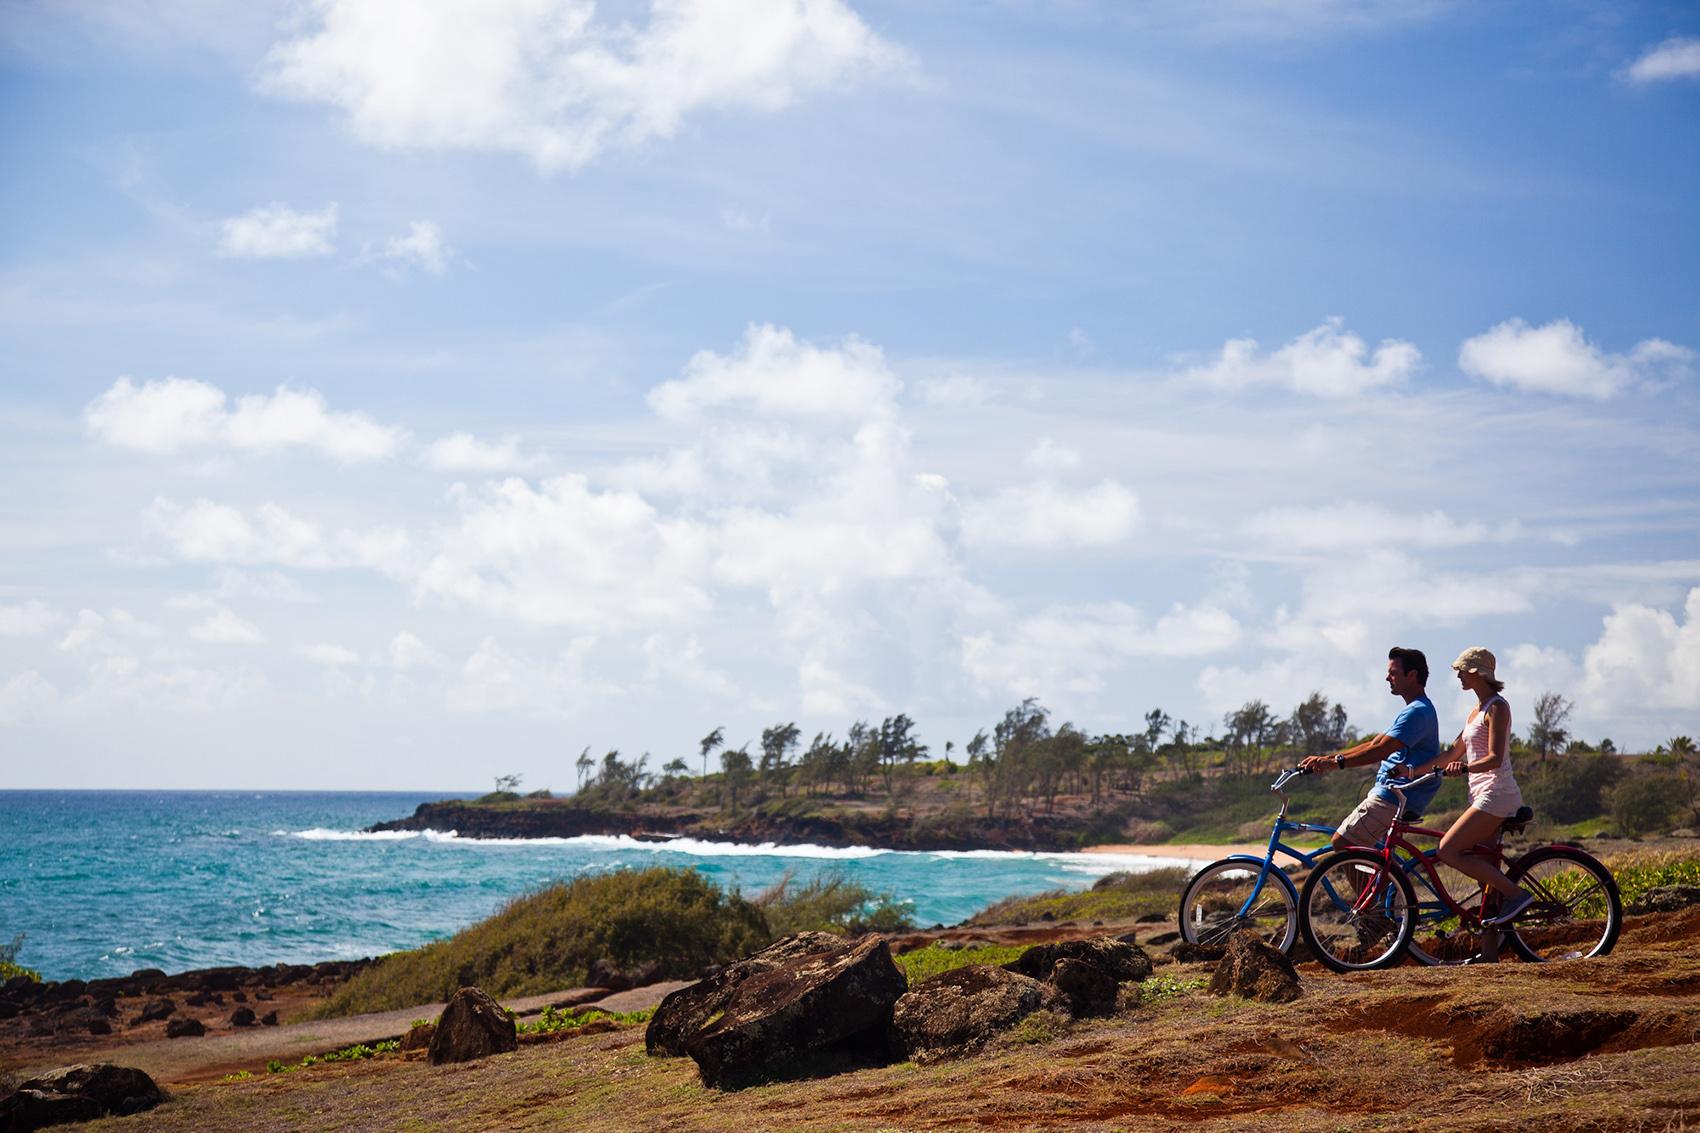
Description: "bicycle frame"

(1224, 767), (1336, 921)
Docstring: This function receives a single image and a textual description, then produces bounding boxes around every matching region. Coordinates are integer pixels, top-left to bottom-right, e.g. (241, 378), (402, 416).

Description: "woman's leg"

(1436, 807), (1521, 897)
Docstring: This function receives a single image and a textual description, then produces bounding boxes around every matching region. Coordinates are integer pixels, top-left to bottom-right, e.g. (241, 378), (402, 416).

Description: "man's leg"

(1334, 795), (1399, 850)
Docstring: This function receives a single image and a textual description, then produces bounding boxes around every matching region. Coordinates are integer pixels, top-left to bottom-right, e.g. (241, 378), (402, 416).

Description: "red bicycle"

(1298, 770), (1623, 971)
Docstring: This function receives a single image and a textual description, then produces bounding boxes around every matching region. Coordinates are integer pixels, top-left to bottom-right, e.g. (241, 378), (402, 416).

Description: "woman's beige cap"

(1452, 646), (1497, 680)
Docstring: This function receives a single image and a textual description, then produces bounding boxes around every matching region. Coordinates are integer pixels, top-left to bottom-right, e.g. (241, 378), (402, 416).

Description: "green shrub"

(312, 867), (768, 1018)
(1521, 754), (1623, 824)
(756, 871), (914, 936)
(1603, 849), (1700, 909)
(1610, 773), (1685, 837)
(893, 943), (1029, 985)
(0, 934), (39, 984)
(516, 1005), (653, 1035)
(965, 866), (1188, 926)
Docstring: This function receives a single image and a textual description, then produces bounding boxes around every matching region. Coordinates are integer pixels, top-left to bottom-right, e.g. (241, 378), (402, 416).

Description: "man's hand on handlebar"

(1297, 754), (1334, 774)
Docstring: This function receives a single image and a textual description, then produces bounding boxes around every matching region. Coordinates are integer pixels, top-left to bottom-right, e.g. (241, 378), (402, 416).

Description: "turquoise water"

(0, 791), (1196, 982)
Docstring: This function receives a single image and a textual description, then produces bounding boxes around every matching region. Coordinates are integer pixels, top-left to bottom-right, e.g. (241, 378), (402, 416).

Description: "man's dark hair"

(1388, 646), (1428, 686)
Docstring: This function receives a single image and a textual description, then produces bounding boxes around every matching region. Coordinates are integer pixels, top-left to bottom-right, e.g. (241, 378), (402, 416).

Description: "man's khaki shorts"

(1335, 794), (1400, 847)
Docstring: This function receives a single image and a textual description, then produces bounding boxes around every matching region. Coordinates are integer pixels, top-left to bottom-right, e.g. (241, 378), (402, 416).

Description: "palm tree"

(698, 727), (724, 779)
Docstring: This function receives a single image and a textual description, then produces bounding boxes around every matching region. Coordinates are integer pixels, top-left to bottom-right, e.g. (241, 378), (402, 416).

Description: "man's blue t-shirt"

(1369, 696), (1442, 813)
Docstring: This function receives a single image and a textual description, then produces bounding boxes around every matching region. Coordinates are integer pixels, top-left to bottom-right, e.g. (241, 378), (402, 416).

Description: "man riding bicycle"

(1298, 647), (1442, 849)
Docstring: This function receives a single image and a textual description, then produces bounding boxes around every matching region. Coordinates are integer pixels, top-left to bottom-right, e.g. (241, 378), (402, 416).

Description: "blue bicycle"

(1177, 766), (1334, 953)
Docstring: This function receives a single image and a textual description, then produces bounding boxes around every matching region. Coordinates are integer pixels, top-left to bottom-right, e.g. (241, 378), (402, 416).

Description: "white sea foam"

(284, 827), (437, 841)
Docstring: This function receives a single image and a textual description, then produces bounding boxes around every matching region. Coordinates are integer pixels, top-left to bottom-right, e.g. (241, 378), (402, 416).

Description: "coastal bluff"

(363, 795), (1117, 852)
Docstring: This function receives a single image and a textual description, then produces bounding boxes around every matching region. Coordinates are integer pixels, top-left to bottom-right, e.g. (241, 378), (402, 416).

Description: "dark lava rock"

(1628, 885), (1700, 915)
(889, 964), (1062, 1062)
(1170, 941), (1225, 963)
(164, 1017), (205, 1039)
(1146, 930), (1181, 946)
(1136, 912), (1167, 924)
(135, 997), (175, 1023)
(254, 989), (273, 1001)
(427, 986), (517, 1065)
(0, 1087), (103, 1131)
(232, 991), (247, 1003)
(184, 992), (212, 1008)
(1209, 930), (1301, 1004)
(5, 1063), (162, 1128)
(1004, 936), (1153, 984)
(260, 1011), (278, 1027)
(86, 1018), (112, 1036)
(399, 1021), (436, 1052)
(684, 936), (907, 1090)
(229, 1006), (257, 1028)
(1049, 957), (1118, 1017)
(646, 932), (845, 1057)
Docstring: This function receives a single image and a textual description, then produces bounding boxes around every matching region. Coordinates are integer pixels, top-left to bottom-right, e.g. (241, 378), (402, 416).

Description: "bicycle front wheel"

(1505, 846), (1622, 962)
(1178, 859), (1298, 952)
(1300, 850), (1416, 972)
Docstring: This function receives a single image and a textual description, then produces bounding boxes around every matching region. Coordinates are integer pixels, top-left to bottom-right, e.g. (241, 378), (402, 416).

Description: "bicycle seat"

(1501, 806), (1534, 834)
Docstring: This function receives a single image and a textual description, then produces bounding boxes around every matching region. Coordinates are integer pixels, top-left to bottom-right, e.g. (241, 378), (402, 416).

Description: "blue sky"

(2, 0), (1697, 789)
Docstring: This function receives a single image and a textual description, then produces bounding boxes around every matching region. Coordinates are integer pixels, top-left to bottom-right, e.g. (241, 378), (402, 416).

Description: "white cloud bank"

(1244, 503), (1517, 551)
(86, 377), (406, 461)
(262, 0), (907, 171)
(1182, 317), (1421, 397)
(422, 432), (536, 472)
(217, 203), (338, 258)
(1459, 318), (1695, 399)
(1622, 36), (1700, 83)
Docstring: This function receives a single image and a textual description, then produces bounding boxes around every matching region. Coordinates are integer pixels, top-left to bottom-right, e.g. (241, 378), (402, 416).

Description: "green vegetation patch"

(1136, 974), (1208, 1005)
(893, 943), (1030, 985)
(965, 866), (1189, 926)
(756, 871), (913, 937)
(1604, 849), (1700, 909)
(312, 867), (768, 1019)
(516, 1004), (654, 1035)
(266, 1039), (400, 1074)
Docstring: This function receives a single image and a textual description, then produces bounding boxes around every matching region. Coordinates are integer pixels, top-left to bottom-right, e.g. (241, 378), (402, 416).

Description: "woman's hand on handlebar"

(1443, 760), (1467, 777)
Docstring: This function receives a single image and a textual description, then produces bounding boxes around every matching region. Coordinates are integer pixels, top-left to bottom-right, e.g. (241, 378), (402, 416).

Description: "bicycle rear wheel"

(1178, 859), (1298, 952)
(1505, 846), (1622, 962)
(1299, 850), (1416, 972)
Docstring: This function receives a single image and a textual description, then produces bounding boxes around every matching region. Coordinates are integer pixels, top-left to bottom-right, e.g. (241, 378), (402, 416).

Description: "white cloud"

(1458, 318), (1695, 399)
(144, 498), (411, 571)
(387, 631), (442, 670)
(87, 377), (406, 461)
(1244, 503), (1517, 551)
(1622, 36), (1700, 83)
(1182, 317), (1421, 397)
(0, 600), (61, 637)
(217, 202), (338, 258)
(262, 0), (906, 172)
(963, 601), (1241, 699)
(959, 479), (1139, 548)
(413, 475), (712, 629)
(643, 632), (737, 696)
(300, 642), (361, 666)
(0, 671), (58, 722)
(446, 635), (613, 715)
(648, 323), (901, 420)
(1022, 437), (1082, 474)
(422, 432), (536, 472)
(189, 607), (266, 645)
(377, 220), (449, 275)
(1580, 587), (1700, 713)
(916, 373), (989, 407)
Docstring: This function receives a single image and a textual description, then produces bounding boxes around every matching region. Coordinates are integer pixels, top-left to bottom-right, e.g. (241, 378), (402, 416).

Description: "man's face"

(1386, 659), (1414, 698)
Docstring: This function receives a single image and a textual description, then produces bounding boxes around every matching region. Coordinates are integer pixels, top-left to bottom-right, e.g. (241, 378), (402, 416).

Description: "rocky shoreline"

(364, 798), (1113, 853)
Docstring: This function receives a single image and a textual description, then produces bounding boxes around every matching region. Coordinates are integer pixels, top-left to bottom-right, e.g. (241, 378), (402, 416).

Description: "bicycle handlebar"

(1268, 766), (1311, 793)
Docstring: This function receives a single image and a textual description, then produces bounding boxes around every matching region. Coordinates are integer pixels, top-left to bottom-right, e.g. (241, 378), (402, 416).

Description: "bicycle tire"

(1299, 850), (1416, 972)
(1505, 846), (1622, 962)
(1178, 858), (1299, 952)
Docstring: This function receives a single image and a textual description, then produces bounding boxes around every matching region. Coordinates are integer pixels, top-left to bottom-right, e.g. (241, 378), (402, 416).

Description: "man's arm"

(1298, 733), (1405, 775)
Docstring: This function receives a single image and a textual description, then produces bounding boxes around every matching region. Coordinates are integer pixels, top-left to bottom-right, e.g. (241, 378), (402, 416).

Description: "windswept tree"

(1671, 735), (1700, 825)
(759, 722), (802, 793)
(720, 744), (753, 809)
(698, 727), (725, 779)
(1528, 692), (1574, 766)
(574, 748), (595, 793)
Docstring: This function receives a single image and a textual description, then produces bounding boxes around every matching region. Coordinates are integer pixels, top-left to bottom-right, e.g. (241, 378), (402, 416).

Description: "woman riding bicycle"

(1435, 647), (1531, 926)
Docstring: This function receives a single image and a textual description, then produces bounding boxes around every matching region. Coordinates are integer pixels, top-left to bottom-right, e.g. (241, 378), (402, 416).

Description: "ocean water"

(0, 791), (1197, 982)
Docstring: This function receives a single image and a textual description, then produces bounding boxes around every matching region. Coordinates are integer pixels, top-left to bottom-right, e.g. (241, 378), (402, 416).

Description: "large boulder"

(134, 997), (175, 1024)
(399, 1021), (436, 1053)
(427, 986), (517, 1066)
(889, 964), (1062, 1062)
(164, 1017), (205, 1039)
(1004, 937), (1153, 984)
(2, 1063), (162, 1129)
(647, 932), (845, 1057)
(1049, 957), (1119, 1018)
(1209, 930), (1301, 1004)
(683, 936), (907, 1090)
(1628, 885), (1700, 915)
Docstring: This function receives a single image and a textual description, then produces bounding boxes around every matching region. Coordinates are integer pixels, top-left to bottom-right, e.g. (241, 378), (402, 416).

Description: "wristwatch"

(1334, 754), (1346, 769)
